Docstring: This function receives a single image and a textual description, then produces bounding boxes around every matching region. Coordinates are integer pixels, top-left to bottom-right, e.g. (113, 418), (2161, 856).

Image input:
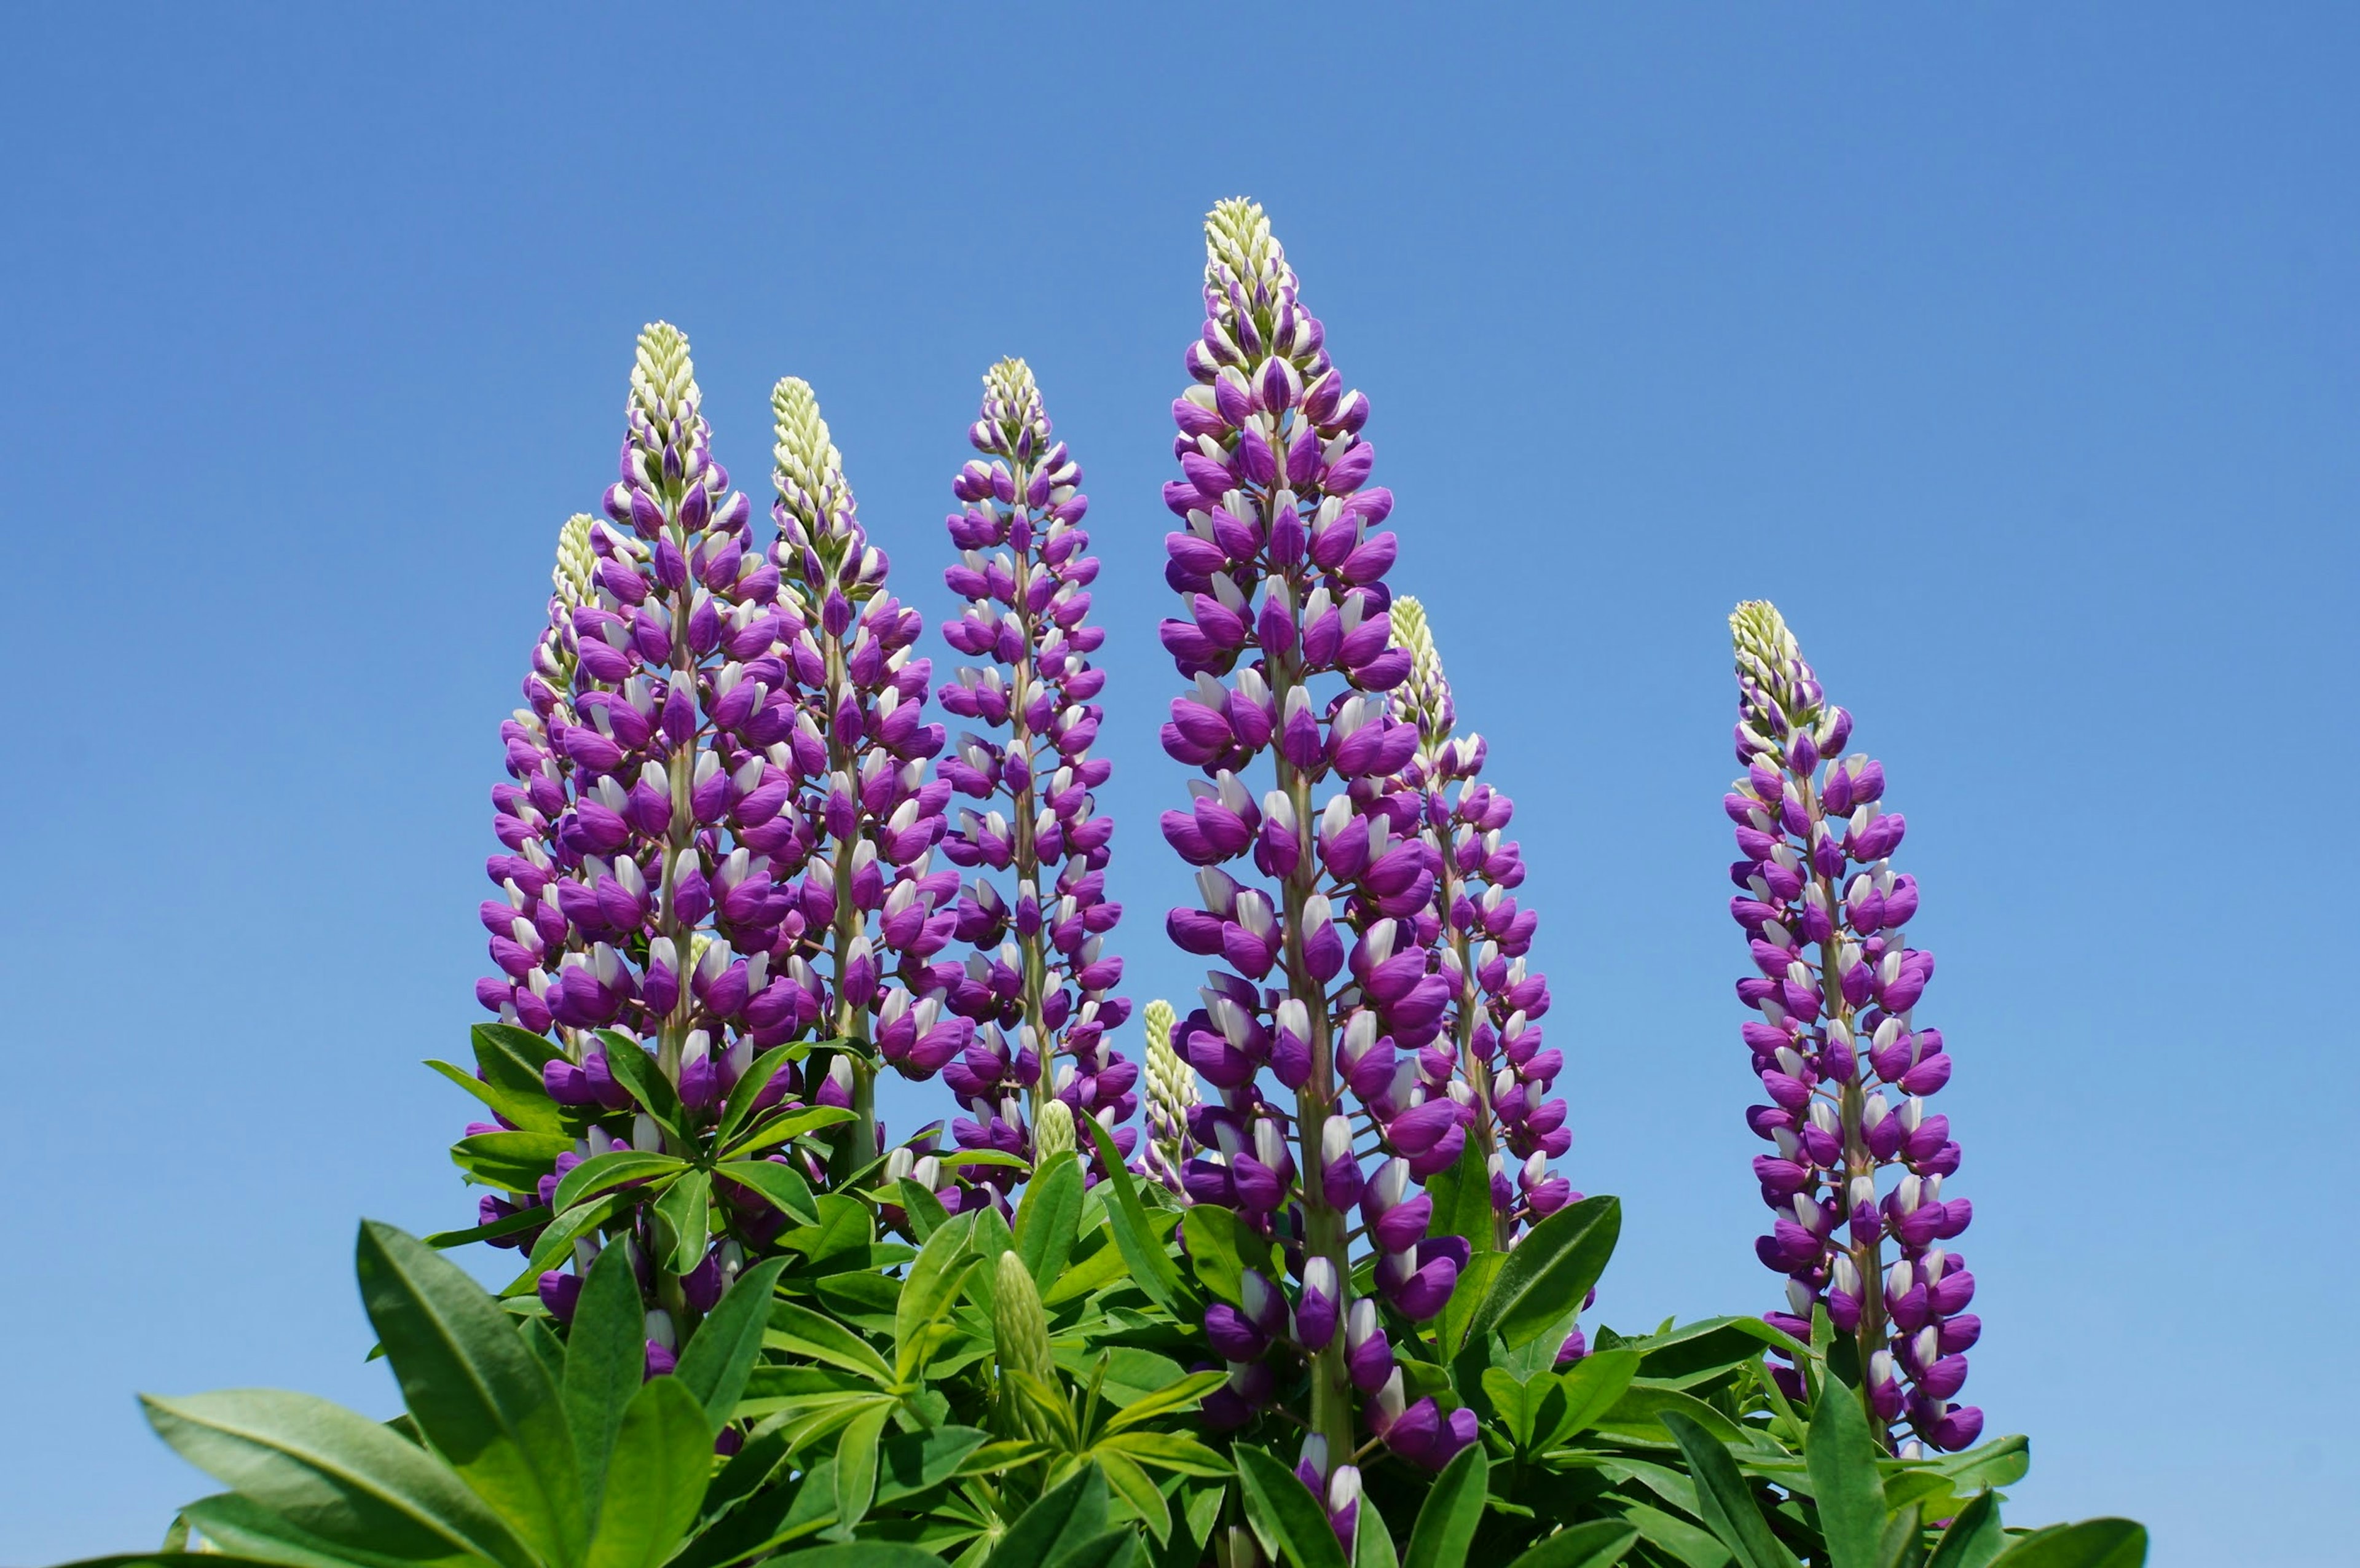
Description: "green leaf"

(355, 1221), (585, 1568)
(653, 1169), (714, 1277)
(1984, 1522), (2147, 1568)
(1625, 1319), (1804, 1386)
(990, 1462), (1111, 1568)
(895, 1214), (981, 1382)
(1806, 1378), (1887, 1568)
(1465, 1196), (1619, 1351)
(1178, 1205), (1272, 1306)
(721, 1103), (858, 1159)
(1402, 1440), (1487, 1568)
(832, 1401), (892, 1535)
(509, 1193), (632, 1296)
(452, 1132), (577, 1191)
(177, 1492), (422, 1568)
(1925, 1492), (2004, 1568)
(425, 1208), (554, 1251)
(1235, 1445), (1348, 1568)
(473, 1024), (564, 1097)
(47, 1558), (293, 1568)
(1501, 1522), (1643, 1568)
(551, 1153), (690, 1216)
(584, 1377), (713, 1568)
(1423, 1132), (1500, 1254)
(1595, 1383), (1747, 1447)
(1659, 1411), (1801, 1568)
(564, 1242), (643, 1523)
(1015, 1152), (1087, 1289)
(143, 1389), (535, 1568)
(427, 1059), (568, 1134)
(591, 1032), (686, 1140)
(774, 1548), (954, 1568)
(1045, 1528), (1143, 1568)
(1042, 1234), (1135, 1307)
(675, 1258), (790, 1433)
(1352, 1490), (1398, 1568)
(897, 1177), (952, 1241)
(1615, 1500), (1733, 1568)
(1483, 1368), (1547, 1449)
(1436, 1250), (1507, 1361)
(782, 1195), (879, 1267)
(1077, 1114), (1189, 1316)
(768, 1301), (897, 1385)
(1101, 1371), (1229, 1437)
(711, 1159), (821, 1228)
(1541, 1350), (1640, 1449)
(1093, 1431), (1233, 1478)
(1927, 1436), (2031, 1494)
(1878, 1504), (1927, 1568)
(712, 1043), (811, 1150)
(1099, 1449), (1172, 1545)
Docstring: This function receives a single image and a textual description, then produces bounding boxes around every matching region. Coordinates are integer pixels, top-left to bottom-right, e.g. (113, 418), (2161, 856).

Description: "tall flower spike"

(475, 323), (823, 1340)
(936, 360), (1131, 1197)
(768, 378), (959, 1182)
(1386, 598), (1572, 1250)
(1726, 601), (1980, 1454)
(1141, 998), (1200, 1194)
(1159, 199), (1474, 1479)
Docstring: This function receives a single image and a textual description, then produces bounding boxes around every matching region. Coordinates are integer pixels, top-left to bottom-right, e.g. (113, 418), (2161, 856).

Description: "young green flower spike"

(1141, 997), (1200, 1194)
(1727, 600), (1980, 1455)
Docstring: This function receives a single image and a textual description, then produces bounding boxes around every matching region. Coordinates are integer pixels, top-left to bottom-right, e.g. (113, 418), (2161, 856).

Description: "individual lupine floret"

(473, 323), (825, 1330)
(1725, 600), (1981, 1454)
(934, 360), (1132, 1191)
(1156, 198), (1471, 1481)
(765, 378), (961, 1180)
(1139, 999), (1201, 1194)
(1385, 597), (1572, 1247)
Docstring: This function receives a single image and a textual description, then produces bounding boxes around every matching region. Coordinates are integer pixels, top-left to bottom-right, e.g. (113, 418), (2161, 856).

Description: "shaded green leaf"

(1101, 1371), (1228, 1437)
(1660, 1412), (1800, 1568)
(1466, 1196), (1619, 1351)
(766, 1301), (896, 1385)
(1178, 1205), (1272, 1306)
(711, 1043), (812, 1150)
(1423, 1133), (1500, 1255)
(1925, 1492), (2004, 1568)
(1015, 1153), (1086, 1290)
(896, 1215), (981, 1382)
(675, 1258), (790, 1433)
(1985, 1521), (2146, 1568)
(426, 1059), (567, 1135)
(584, 1377), (710, 1568)
(990, 1462), (1110, 1568)
(1077, 1115), (1189, 1316)
(1402, 1440), (1486, 1568)
(1806, 1379), (1887, 1568)
(1502, 1522), (1645, 1568)
(832, 1401), (892, 1535)
(452, 1132), (576, 1191)
(565, 1242), (645, 1523)
(653, 1169), (714, 1278)
(1235, 1446), (1348, 1568)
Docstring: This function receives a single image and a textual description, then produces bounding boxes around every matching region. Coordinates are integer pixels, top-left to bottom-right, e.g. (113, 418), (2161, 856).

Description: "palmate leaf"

(355, 1221), (584, 1568)
(895, 1213), (981, 1382)
(142, 1389), (535, 1568)
(766, 1301), (897, 1384)
(653, 1169), (714, 1277)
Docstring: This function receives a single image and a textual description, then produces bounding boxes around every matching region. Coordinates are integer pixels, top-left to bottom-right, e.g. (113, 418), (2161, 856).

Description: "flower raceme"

(934, 359), (1133, 1198)
(1726, 601), (1981, 1454)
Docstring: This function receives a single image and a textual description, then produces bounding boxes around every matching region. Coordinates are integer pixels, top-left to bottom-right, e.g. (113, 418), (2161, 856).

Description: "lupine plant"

(60, 198), (2144, 1568)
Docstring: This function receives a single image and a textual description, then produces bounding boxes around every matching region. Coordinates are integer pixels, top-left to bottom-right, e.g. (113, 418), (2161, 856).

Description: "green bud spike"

(991, 1249), (1058, 1419)
(629, 322), (699, 432)
(1034, 1099), (1076, 1161)
(770, 376), (855, 539)
(1204, 197), (1296, 301)
(1729, 599), (1820, 723)
(1388, 594), (1456, 751)
(978, 357), (1050, 457)
(552, 514), (596, 608)
(1144, 998), (1194, 1118)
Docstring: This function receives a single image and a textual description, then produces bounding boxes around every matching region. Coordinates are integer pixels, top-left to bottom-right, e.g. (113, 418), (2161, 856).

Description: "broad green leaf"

(989, 1462), (1110, 1568)
(1436, 1250), (1506, 1361)
(1042, 1234), (1135, 1307)
(767, 1301), (895, 1384)
(1878, 1503), (1928, 1568)
(1984, 1521), (2146, 1568)
(1624, 1318), (1806, 1386)
(1616, 1500), (1733, 1568)
(1925, 1492), (2004, 1568)
(777, 1548), (961, 1568)
(47, 1558), (290, 1568)
(1926, 1436), (2031, 1494)
(1501, 1522), (1643, 1568)
(1015, 1152), (1086, 1289)
(1424, 1133), (1500, 1254)
(1077, 1115), (1189, 1315)
(1806, 1376), (1887, 1568)
(1402, 1440), (1486, 1568)
(1235, 1445), (1347, 1568)
(710, 1158), (821, 1229)
(1099, 1449), (1172, 1544)
(1178, 1205), (1272, 1306)
(473, 1024), (564, 1099)
(721, 1103), (857, 1159)
(452, 1132), (576, 1191)
(897, 1178), (951, 1241)
(675, 1257), (790, 1433)
(896, 1214), (981, 1382)
(1352, 1490), (1398, 1568)
(591, 1031), (686, 1139)
(782, 1195), (878, 1268)
(425, 1207), (553, 1251)
(1660, 1412), (1801, 1568)
(1597, 1382), (1748, 1447)
(355, 1221), (584, 1568)
(427, 1059), (567, 1134)
(1101, 1371), (1229, 1436)
(551, 1153), (690, 1216)
(177, 1493), (420, 1568)
(143, 1389), (534, 1568)
(1542, 1350), (1640, 1449)
(565, 1243), (644, 1522)
(1044, 1529), (1142, 1568)
(1092, 1430), (1233, 1476)
(653, 1169), (714, 1277)
(672, 1424), (980, 1568)
(1465, 1196), (1619, 1351)
(711, 1043), (811, 1150)
(832, 1402), (892, 1535)
(509, 1193), (632, 1293)
(584, 1378), (712, 1568)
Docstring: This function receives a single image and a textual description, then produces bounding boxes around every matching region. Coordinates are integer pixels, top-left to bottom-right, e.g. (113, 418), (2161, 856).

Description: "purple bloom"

(1727, 601), (1981, 1454)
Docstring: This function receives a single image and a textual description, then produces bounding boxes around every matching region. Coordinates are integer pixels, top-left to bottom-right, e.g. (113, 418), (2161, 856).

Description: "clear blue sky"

(4, 6), (2351, 1564)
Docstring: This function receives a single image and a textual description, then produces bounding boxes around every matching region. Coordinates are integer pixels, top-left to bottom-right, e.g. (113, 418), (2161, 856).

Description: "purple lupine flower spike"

(476, 323), (822, 1313)
(1386, 597), (1573, 1248)
(1158, 198), (1471, 1483)
(768, 378), (959, 1182)
(935, 360), (1131, 1194)
(1728, 600), (1981, 1454)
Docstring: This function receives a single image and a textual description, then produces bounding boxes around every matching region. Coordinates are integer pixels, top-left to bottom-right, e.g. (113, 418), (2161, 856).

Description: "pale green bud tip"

(1204, 196), (1294, 297)
(991, 1249), (1056, 1386)
(553, 515), (597, 606)
(771, 376), (854, 525)
(631, 322), (699, 426)
(1390, 594), (1455, 745)
(1034, 1099), (1076, 1159)
(1729, 598), (1812, 696)
(1144, 998), (1176, 1054)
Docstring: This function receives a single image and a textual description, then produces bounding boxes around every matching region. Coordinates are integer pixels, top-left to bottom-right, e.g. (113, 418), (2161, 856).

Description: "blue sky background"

(4, 6), (2353, 1564)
